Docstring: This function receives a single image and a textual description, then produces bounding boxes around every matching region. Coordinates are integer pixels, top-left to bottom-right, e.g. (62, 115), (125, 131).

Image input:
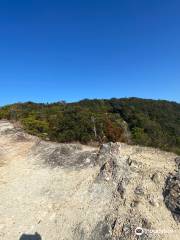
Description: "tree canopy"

(0, 98), (179, 154)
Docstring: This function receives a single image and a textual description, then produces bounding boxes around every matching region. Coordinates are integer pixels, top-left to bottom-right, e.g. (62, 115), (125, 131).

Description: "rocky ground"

(0, 120), (179, 240)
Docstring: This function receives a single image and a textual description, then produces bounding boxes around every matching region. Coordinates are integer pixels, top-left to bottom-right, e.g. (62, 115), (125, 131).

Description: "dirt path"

(0, 121), (110, 240)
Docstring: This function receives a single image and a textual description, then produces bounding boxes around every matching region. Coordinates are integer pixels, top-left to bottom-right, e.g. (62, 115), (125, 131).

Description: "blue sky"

(0, 0), (180, 105)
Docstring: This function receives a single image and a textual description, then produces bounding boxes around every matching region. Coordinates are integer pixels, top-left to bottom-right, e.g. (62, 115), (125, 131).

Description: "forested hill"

(0, 98), (179, 154)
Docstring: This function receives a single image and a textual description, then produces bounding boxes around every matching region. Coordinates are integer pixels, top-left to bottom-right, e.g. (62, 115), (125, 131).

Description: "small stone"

(149, 198), (159, 207)
(134, 186), (144, 196)
(131, 199), (140, 207)
(151, 172), (160, 184)
(117, 182), (125, 199)
(175, 157), (180, 169)
(126, 157), (132, 166)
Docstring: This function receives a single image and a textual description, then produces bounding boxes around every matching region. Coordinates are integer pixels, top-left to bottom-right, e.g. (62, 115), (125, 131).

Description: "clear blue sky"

(0, 0), (180, 105)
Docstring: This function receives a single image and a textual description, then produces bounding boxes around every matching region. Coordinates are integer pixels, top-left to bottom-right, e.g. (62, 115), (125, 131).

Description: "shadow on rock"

(19, 232), (42, 240)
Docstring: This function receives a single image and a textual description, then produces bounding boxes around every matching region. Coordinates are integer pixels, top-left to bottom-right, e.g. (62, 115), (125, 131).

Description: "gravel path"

(0, 121), (111, 240)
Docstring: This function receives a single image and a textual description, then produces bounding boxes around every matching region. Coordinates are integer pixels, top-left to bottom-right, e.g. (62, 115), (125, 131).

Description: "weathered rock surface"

(163, 160), (180, 222)
(0, 120), (179, 240)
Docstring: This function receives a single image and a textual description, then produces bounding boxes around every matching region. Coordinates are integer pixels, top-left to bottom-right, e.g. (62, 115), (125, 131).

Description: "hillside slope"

(0, 98), (179, 154)
(0, 120), (179, 240)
